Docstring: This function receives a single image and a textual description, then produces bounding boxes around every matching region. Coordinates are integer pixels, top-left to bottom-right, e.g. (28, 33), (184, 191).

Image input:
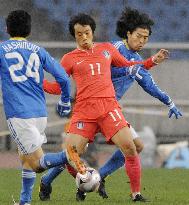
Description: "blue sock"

(20, 169), (36, 205)
(39, 151), (68, 169)
(42, 165), (65, 186)
(99, 149), (125, 179)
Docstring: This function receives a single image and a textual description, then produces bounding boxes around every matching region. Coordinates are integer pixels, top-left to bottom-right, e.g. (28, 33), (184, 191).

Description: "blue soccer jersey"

(111, 40), (171, 104)
(0, 38), (70, 119)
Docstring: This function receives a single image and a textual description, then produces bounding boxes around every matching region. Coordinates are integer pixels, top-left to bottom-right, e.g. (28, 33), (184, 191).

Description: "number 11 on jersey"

(89, 63), (101, 75)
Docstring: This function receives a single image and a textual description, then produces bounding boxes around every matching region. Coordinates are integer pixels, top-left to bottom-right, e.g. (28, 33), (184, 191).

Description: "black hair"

(116, 7), (154, 39)
(69, 13), (96, 38)
(6, 10), (31, 37)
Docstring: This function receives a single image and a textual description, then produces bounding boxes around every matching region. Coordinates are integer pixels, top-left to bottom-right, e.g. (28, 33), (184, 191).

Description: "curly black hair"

(69, 13), (96, 38)
(116, 7), (154, 39)
(6, 10), (31, 37)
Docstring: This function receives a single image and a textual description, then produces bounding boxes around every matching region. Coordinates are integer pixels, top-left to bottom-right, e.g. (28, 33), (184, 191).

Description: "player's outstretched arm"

(135, 68), (182, 119)
(42, 50), (71, 117)
(111, 43), (168, 70)
(141, 49), (169, 69)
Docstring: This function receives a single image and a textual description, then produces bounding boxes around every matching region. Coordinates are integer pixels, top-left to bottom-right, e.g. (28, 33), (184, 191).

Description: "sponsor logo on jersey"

(47, 161), (51, 166)
(102, 50), (110, 59)
(77, 121), (84, 129)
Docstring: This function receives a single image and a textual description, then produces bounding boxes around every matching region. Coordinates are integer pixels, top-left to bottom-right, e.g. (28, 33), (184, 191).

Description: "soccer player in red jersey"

(42, 13), (169, 202)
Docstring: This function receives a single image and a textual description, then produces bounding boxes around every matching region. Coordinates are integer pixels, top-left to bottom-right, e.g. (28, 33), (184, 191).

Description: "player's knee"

(136, 143), (144, 154)
(76, 145), (86, 155)
(121, 142), (137, 156)
(34, 166), (45, 173)
(25, 159), (43, 173)
(29, 163), (45, 173)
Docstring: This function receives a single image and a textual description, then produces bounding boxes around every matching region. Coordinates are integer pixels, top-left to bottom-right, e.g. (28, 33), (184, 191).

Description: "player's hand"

(168, 103), (182, 119)
(152, 49), (169, 64)
(56, 99), (71, 117)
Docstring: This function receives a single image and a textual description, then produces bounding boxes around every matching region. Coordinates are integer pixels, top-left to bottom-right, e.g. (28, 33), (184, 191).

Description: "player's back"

(0, 38), (47, 119)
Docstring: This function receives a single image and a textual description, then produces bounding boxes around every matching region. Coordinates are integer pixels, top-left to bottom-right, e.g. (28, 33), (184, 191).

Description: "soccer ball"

(75, 168), (101, 192)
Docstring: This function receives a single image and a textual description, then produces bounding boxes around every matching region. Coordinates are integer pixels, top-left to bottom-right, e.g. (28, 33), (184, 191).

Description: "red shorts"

(68, 98), (129, 143)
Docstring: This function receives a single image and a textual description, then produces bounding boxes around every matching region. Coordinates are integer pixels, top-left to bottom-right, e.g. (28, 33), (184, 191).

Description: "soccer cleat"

(132, 194), (150, 202)
(76, 188), (87, 201)
(39, 180), (52, 201)
(12, 195), (31, 205)
(98, 179), (108, 199)
(66, 145), (87, 174)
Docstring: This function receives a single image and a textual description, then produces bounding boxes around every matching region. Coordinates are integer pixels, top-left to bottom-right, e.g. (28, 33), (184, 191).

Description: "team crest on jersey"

(77, 121), (84, 129)
(102, 50), (110, 59)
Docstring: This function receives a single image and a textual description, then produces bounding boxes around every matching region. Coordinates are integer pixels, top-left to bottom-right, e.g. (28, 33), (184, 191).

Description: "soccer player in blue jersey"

(97, 7), (182, 198)
(38, 9), (175, 202)
(0, 10), (74, 205)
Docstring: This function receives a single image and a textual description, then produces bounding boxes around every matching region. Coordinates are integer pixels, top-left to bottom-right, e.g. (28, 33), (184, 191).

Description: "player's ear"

(127, 31), (131, 38)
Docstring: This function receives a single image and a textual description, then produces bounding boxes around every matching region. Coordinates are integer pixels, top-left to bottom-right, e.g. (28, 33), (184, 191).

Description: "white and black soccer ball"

(75, 168), (101, 192)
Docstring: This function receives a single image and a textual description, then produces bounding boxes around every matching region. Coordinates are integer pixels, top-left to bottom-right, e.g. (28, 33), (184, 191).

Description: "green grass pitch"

(0, 168), (189, 205)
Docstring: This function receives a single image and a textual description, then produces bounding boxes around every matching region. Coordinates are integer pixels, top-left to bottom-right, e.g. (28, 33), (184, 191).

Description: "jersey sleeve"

(43, 79), (61, 95)
(110, 43), (155, 69)
(135, 67), (171, 105)
(60, 54), (73, 76)
(41, 48), (71, 101)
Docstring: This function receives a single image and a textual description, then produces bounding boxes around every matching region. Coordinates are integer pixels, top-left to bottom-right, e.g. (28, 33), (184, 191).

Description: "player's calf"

(66, 145), (87, 175)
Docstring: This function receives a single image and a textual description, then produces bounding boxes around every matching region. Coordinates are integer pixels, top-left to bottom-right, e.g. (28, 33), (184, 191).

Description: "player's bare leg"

(39, 133), (89, 201)
(133, 138), (144, 154)
(18, 145), (74, 204)
(19, 148), (44, 171)
(64, 133), (92, 201)
(65, 133), (89, 173)
(111, 126), (149, 202)
(17, 148), (44, 205)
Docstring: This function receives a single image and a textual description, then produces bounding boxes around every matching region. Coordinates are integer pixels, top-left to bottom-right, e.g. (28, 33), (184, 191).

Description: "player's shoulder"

(0, 39), (43, 56)
(0, 39), (11, 50)
(60, 49), (79, 66)
(61, 49), (78, 63)
(96, 42), (113, 48)
(96, 42), (117, 54)
(63, 48), (79, 58)
(111, 40), (125, 50)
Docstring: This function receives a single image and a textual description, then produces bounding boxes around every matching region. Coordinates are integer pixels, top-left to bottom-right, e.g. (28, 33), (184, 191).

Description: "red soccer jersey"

(60, 42), (153, 101)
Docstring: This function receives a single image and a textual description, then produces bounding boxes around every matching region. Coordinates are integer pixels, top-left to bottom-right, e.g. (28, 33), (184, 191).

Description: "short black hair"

(69, 13), (96, 38)
(116, 7), (154, 39)
(6, 10), (31, 37)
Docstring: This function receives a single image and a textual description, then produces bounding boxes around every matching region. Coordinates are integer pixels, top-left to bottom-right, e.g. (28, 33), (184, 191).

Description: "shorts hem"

(68, 131), (92, 142)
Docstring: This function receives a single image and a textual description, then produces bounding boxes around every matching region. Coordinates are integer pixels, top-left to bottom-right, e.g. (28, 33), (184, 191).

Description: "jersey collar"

(122, 39), (138, 54)
(10, 37), (27, 40)
(122, 39), (130, 49)
(77, 43), (96, 54)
